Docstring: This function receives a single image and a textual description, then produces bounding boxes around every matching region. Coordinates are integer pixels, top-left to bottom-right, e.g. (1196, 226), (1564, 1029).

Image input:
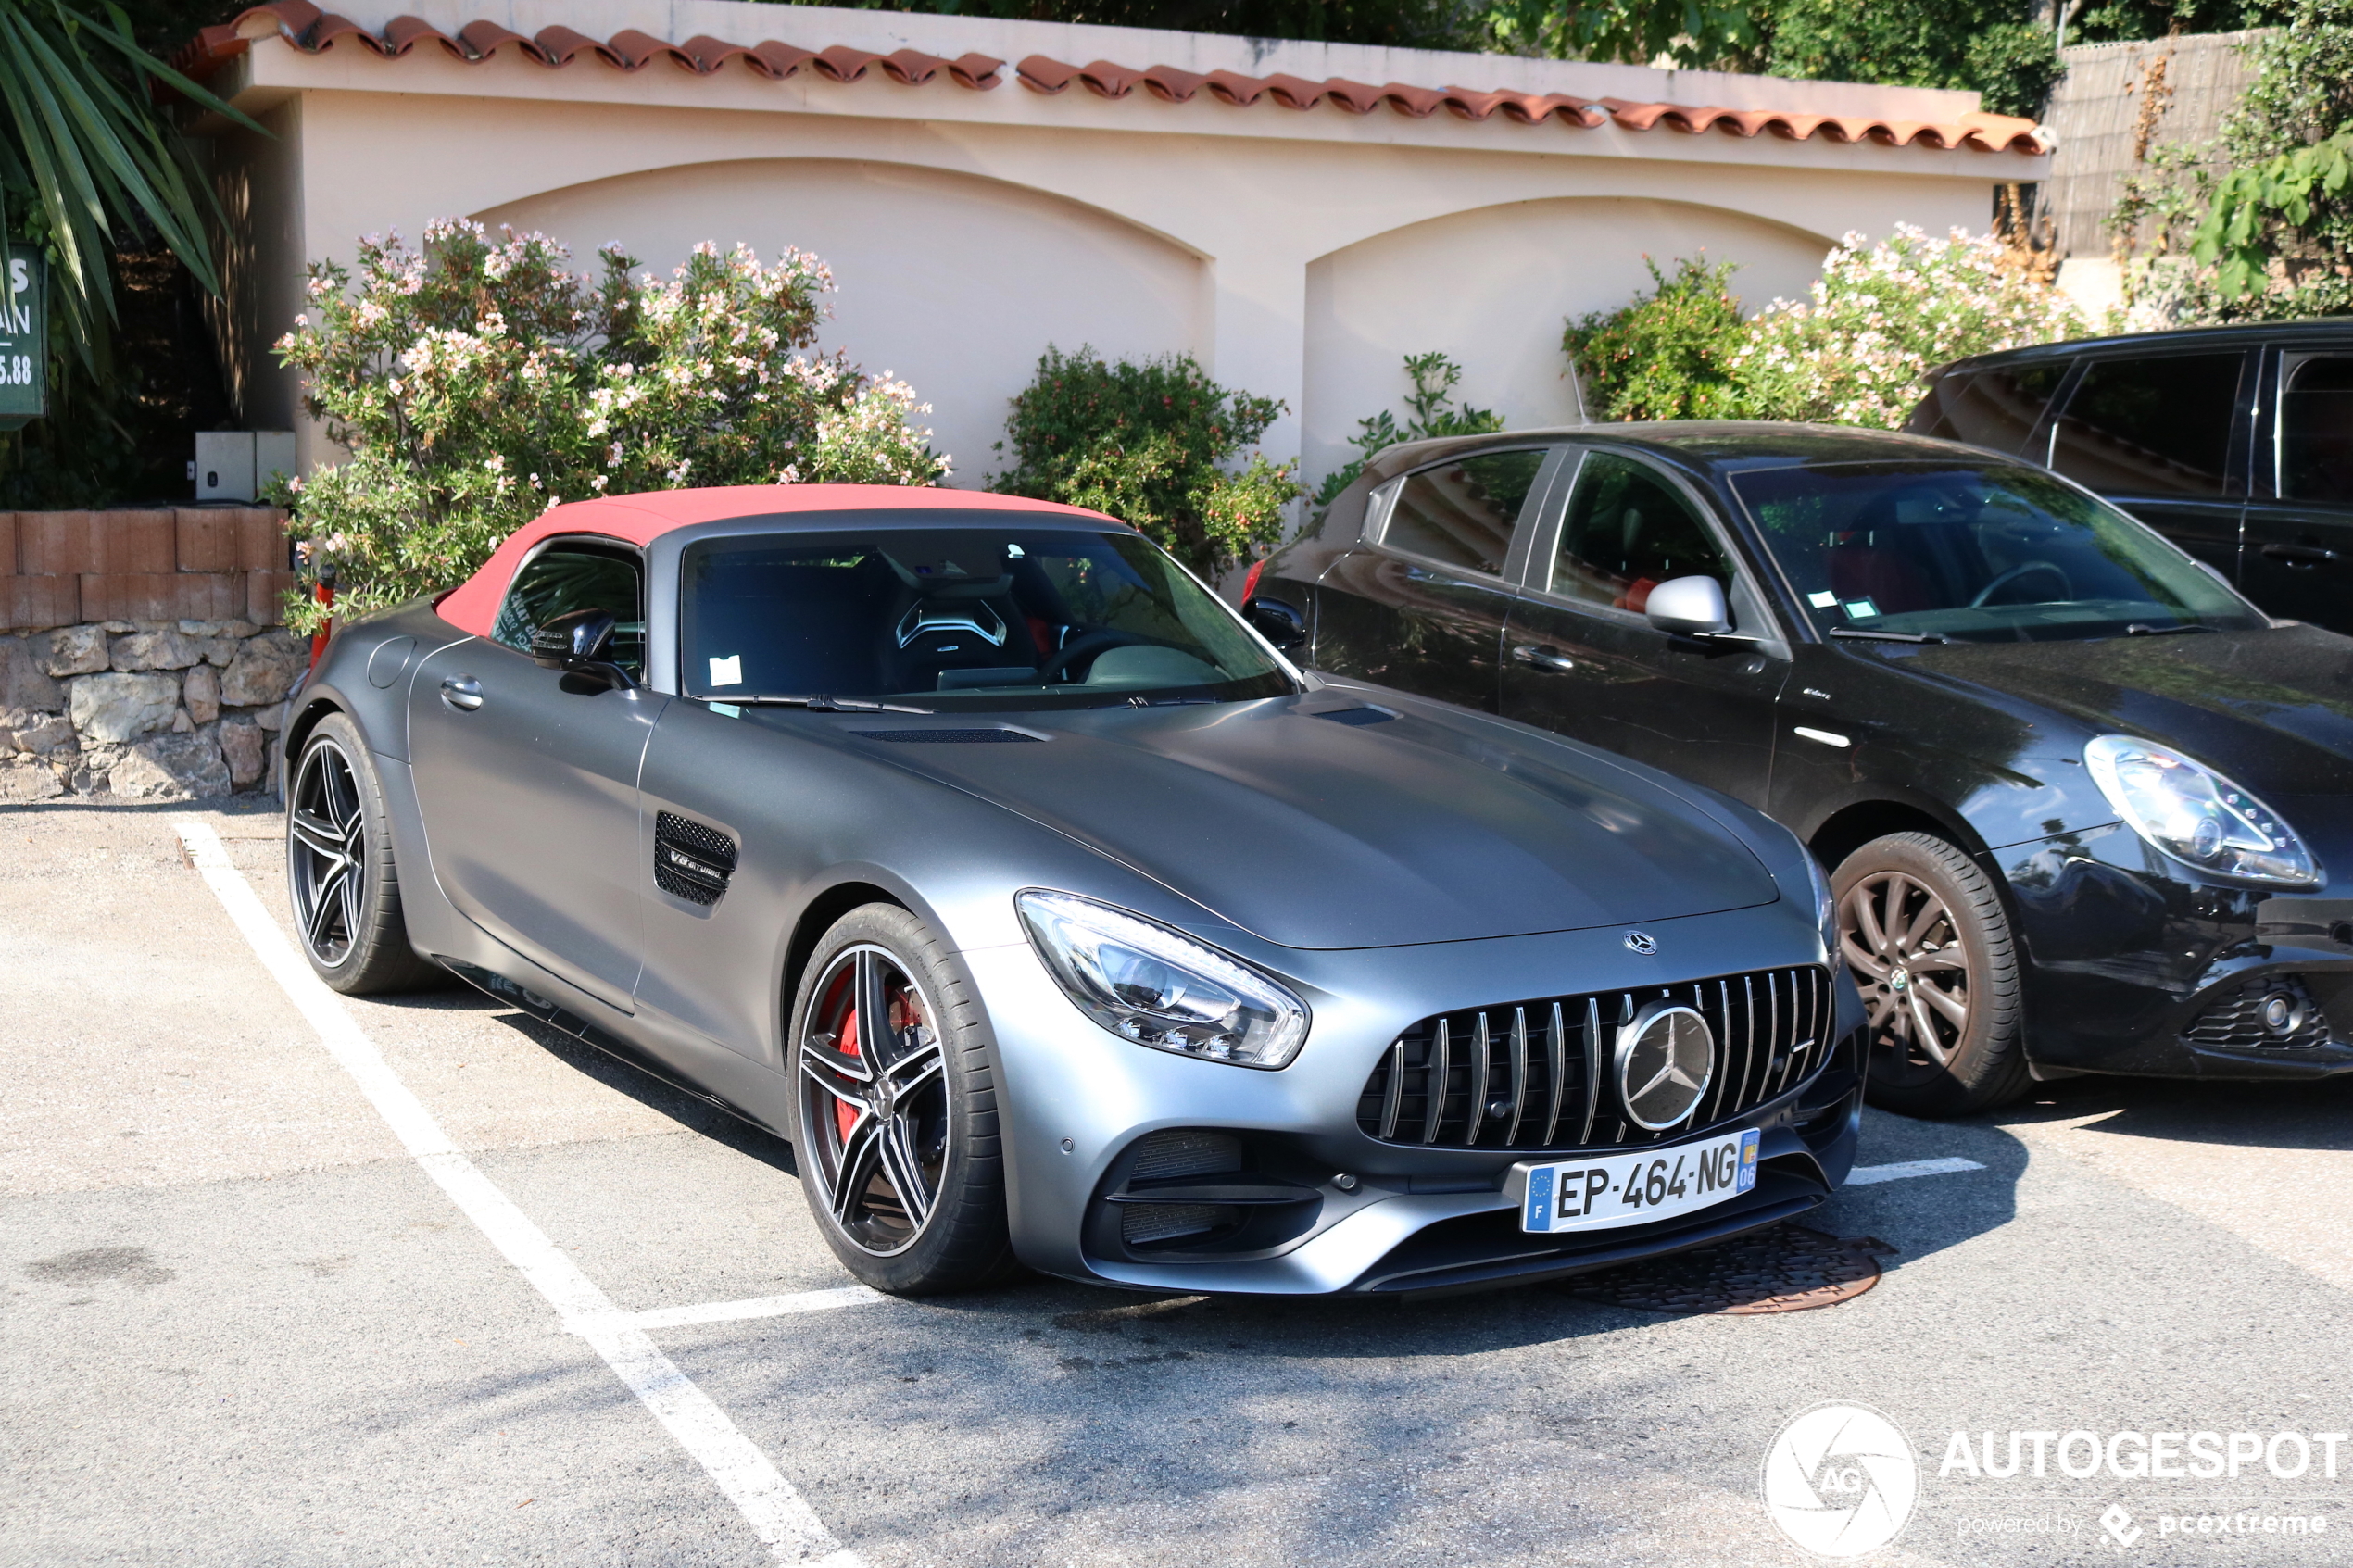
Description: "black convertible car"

(1250, 424), (2353, 1113)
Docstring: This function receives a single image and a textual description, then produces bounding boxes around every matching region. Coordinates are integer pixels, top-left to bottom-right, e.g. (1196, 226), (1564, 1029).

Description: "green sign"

(0, 251), (45, 431)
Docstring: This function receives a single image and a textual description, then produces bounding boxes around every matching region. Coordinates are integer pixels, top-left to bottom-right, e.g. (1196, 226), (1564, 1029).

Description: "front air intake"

(1356, 966), (1832, 1154)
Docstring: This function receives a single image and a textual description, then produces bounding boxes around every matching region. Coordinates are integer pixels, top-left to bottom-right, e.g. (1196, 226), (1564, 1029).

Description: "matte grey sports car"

(282, 483), (1865, 1296)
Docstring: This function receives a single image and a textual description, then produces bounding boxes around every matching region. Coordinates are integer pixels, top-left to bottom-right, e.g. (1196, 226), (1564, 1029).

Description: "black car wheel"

(286, 713), (445, 994)
(1834, 832), (2028, 1117)
(788, 904), (1014, 1293)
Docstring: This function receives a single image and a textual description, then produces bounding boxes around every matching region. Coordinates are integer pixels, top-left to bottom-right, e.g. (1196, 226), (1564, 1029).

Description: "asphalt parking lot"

(7, 802), (2353, 1567)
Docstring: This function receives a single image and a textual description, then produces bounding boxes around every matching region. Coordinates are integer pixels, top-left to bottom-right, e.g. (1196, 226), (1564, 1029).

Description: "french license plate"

(1517, 1128), (1760, 1235)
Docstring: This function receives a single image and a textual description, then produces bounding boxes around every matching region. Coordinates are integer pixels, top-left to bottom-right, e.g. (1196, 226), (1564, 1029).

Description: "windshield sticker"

(1843, 598), (1881, 620)
(1807, 591), (1839, 608)
(708, 654), (743, 686)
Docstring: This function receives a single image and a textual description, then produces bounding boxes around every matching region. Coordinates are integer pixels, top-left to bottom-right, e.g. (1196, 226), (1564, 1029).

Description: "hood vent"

(853, 728), (1042, 744)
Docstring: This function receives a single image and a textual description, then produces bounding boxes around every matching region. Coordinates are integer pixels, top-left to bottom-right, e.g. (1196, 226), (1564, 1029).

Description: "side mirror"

(529, 608), (635, 689)
(1243, 596), (1307, 650)
(1643, 575), (1733, 638)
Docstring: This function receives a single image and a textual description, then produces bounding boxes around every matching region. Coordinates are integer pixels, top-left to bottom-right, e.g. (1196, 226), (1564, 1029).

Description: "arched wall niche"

(1304, 197), (1835, 486)
(479, 158), (1212, 485)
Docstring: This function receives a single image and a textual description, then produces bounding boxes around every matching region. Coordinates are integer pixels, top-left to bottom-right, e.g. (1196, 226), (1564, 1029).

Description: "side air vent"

(852, 729), (1043, 744)
(654, 811), (737, 907)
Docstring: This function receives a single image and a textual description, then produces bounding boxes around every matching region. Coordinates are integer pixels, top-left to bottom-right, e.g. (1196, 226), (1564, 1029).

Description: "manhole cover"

(1568, 1225), (1895, 1315)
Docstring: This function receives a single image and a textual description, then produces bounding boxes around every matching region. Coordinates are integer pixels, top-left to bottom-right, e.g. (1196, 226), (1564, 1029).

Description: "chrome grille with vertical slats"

(1355, 966), (1833, 1152)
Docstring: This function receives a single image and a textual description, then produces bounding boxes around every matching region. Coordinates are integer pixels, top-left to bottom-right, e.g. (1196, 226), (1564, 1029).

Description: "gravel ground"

(5, 801), (2351, 1567)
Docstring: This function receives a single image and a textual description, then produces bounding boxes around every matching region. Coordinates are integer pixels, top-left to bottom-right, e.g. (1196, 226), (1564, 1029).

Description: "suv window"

(1378, 449), (1547, 577)
(1912, 362), (2068, 453)
(493, 546), (647, 675)
(2281, 354), (2353, 504)
(2048, 353), (2244, 496)
(1548, 452), (1731, 614)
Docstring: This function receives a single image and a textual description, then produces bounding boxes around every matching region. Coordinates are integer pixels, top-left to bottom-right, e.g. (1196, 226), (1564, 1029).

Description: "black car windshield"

(679, 524), (1294, 709)
(1729, 460), (2265, 643)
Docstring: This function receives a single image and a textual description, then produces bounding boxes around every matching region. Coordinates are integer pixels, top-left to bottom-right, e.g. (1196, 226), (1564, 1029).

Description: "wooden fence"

(2038, 29), (2273, 259)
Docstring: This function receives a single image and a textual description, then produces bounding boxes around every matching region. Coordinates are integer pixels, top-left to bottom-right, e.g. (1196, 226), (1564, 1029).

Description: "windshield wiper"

(707, 695), (934, 714)
(1828, 627), (1948, 645)
(2124, 621), (2216, 637)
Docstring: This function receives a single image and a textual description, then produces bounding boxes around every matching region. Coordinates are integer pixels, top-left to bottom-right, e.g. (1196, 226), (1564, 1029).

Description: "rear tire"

(1833, 832), (2029, 1117)
(285, 713), (446, 995)
(787, 904), (1016, 1294)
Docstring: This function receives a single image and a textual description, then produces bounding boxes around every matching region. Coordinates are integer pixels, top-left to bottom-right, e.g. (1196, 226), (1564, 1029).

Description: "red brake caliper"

(835, 1001), (862, 1146)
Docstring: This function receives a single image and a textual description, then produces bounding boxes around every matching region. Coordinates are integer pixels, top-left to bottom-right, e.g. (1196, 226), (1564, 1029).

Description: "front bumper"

(1997, 818), (2353, 1080)
(960, 903), (1866, 1296)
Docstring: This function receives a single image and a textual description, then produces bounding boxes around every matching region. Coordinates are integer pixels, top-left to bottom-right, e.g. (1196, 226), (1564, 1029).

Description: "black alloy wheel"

(788, 904), (1015, 1293)
(798, 943), (950, 1254)
(289, 735), (365, 967)
(285, 713), (445, 994)
(1834, 832), (2028, 1117)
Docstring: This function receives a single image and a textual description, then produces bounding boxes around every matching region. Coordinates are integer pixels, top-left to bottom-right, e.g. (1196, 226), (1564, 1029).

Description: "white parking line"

(1846, 1156), (1986, 1185)
(633, 1286), (884, 1330)
(174, 820), (861, 1568)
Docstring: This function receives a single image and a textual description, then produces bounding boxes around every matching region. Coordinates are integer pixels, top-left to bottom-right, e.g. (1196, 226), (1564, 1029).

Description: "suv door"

(2043, 348), (2255, 581)
(2241, 347), (2353, 633)
(1311, 446), (1562, 712)
(408, 541), (661, 1012)
(1501, 448), (1788, 809)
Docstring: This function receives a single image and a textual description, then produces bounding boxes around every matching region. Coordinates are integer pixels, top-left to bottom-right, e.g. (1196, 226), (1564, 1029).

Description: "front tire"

(1834, 832), (2029, 1117)
(286, 713), (446, 995)
(787, 904), (1015, 1294)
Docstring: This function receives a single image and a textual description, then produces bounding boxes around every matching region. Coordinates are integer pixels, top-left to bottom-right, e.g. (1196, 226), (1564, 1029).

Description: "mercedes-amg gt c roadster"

(283, 485), (1864, 1297)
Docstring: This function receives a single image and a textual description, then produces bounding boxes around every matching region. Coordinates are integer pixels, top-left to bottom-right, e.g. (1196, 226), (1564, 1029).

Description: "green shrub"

(989, 345), (1302, 577)
(1564, 232), (2094, 433)
(1561, 257), (1748, 422)
(271, 221), (947, 633)
(1312, 350), (1504, 509)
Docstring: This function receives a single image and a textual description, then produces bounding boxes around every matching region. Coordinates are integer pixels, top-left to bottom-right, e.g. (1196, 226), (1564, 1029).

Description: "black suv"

(1247, 423), (2353, 1115)
(1906, 320), (2353, 634)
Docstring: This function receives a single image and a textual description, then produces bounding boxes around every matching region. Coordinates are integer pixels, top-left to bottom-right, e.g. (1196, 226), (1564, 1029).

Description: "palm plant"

(0, 0), (259, 372)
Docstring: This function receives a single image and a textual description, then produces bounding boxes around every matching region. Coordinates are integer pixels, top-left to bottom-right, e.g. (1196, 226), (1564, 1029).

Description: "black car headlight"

(1016, 890), (1310, 1068)
(2084, 735), (2321, 887)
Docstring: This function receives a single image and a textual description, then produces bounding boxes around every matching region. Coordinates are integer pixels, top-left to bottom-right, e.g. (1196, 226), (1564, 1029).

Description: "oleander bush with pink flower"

(1567, 226), (2099, 434)
(271, 220), (948, 633)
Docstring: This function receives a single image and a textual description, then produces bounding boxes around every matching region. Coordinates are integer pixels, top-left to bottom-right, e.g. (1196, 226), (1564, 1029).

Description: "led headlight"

(1016, 890), (1310, 1068)
(2083, 735), (2321, 886)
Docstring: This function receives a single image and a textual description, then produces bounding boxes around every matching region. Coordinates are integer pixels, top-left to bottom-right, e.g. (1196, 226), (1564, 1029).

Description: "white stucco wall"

(194, 0), (2042, 495)
(482, 159), (1211, 486)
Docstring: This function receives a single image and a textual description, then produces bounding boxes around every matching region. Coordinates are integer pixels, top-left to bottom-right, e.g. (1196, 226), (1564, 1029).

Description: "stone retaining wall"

(0, 508), (303, 803)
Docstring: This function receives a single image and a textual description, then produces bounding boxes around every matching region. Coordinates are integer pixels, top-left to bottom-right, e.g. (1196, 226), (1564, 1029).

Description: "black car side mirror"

(1643, 576), (1734, 638)
(1243, 596), (1308, 650)
(530, 608), (635, 691)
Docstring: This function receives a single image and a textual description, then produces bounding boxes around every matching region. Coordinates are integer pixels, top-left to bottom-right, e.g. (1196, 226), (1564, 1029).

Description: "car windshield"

(678, 523), (1294, 709)
(1729, 460), (2265, 643)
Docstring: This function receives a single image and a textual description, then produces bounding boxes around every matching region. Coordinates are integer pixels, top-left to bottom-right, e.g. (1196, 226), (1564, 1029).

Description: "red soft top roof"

(434, 484), (1116, 636)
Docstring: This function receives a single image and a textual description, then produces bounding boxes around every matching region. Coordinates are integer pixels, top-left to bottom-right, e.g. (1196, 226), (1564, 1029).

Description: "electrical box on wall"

(195, 431), (297, 501)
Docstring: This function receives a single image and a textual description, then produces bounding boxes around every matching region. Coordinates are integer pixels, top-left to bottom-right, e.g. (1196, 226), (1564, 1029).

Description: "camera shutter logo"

(1761, 1403), (1918, 1558)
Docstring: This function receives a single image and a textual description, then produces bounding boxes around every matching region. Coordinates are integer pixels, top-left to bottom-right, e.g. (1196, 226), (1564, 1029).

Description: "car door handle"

(1511, 643), (1577, 672)
(439, 675), (484, 711)
(2260, 543), (2339, 567)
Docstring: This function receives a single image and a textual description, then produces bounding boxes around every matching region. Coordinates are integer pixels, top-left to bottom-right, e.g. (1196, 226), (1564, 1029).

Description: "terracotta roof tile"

(174, 3), (2050, 156)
